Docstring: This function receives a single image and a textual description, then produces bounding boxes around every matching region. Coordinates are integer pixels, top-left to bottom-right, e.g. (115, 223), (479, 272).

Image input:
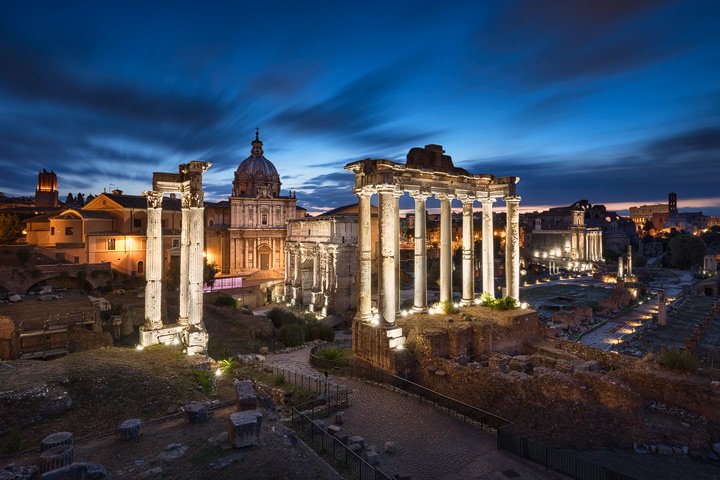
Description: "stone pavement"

(266, 345), (558, 480)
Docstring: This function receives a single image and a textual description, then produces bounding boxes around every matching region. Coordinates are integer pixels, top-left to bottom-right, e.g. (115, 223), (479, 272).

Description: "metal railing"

(259, 362), (349, 409)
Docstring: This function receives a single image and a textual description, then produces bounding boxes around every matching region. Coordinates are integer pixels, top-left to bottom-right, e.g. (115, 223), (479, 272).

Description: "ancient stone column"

(412, 193), (429, 312)
(283, 245), (290, 301)
(179, 192), (191, 325)
(658, 289), (667, 326)
(460, 197), (475, 305)
(627, 245), (633, 276)
(395, 194), (401, 312)
(480, 197), (495, 298)
(144, 191), (164, 329)
(439, 195), (452, 304)
(378, 189), (398, 327)
(357, 190), (373, 321)
(505, 196), (521, 301)
(618, 256), (624, 278)
(188, 192), (205, 327)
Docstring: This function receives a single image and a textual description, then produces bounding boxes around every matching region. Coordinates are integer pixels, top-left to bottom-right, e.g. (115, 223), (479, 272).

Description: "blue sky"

(0, 0), (719, 214)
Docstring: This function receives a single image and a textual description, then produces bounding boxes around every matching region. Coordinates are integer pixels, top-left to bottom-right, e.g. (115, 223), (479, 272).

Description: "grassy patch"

(316, 347), (352, 367)
(658, 348), (697, 371)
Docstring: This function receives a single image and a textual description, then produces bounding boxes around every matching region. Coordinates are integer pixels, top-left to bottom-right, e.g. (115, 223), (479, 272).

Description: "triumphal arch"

(140, 161), (211, 356)
(345, 144), (520, 370)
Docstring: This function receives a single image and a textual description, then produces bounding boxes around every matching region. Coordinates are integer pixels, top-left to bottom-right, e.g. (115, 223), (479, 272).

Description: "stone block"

(328, 425), (341, 436)
(349, 436), (364, 448)
(182, 402), (209, 424)
(348, 443), (362, 455)
(41, 432), (73, 452)
(385, 328), (403, 339)
(39, 445), (74, 473)
(234, 379), (257, 411)
(384, 441), (397, 454)
(311, 419), (326, 433)
(657, 444), (673, 455)
(365, 450), (380, 466)
(448, 325), (473, 357)
(388, 336), (405, 350)
(335, 411), (345, 425)
(424, 329), (449, 358)
(40, 462), (107, 480)
(227, 410), (262, 448)
(117, 419), (142, 440)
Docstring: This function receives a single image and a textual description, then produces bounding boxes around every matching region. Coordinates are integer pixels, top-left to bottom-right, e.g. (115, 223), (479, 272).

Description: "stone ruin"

(139, 161), (211, 356)
(344, 145), (521, 372)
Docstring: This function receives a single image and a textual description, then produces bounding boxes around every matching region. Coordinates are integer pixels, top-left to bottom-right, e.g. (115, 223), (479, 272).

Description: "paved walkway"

(265, 345), (558, 480)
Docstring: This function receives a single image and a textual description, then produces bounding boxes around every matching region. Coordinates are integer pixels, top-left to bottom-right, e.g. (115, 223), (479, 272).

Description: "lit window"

(107, 238), (116, 250)
(137, 260), (144, 274)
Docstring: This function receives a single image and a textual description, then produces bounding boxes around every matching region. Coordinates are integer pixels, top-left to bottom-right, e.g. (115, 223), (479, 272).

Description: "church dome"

(233, 130), (281, 197)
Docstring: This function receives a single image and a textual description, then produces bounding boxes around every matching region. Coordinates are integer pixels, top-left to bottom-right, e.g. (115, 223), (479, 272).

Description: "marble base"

(139, 324), (186, 347)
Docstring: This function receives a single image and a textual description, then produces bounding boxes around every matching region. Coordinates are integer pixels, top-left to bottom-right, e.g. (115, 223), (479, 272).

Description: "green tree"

(668, 234), (706, 269)
(0, 214), (23, 244)
(204, 260), (218, 287)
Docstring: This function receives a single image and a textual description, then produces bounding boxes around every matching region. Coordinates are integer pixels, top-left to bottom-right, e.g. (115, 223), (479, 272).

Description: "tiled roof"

(100, 193), (182, 211)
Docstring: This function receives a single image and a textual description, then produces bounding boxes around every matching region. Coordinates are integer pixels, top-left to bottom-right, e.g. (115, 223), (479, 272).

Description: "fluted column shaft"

(481, 197), (495, 298)
(412, 194), (428, 311)
(439, 195), (452, 303)
(188, 201), (204, 327)
(461, 198), (475, 304)
(395, 195), (401, 312)
(179, 195), (190, 325)
(144, 191), (164, 329)
(505, 196), (521, 301)
(378, 190), (398, 327)
(357, 191), (373, 321)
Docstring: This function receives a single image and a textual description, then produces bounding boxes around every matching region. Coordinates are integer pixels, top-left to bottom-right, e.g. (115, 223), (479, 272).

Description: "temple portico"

(345, 145), (520, 368)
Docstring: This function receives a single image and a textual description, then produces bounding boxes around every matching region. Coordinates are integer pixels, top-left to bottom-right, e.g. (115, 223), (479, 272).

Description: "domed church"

(204, 130), (303, 279)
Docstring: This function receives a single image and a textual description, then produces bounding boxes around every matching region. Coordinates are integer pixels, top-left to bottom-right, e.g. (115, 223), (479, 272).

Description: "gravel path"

(265, 346), (558, 480)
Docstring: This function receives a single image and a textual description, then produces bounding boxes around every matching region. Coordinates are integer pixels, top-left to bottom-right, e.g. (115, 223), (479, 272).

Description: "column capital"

(479, 196), (496, 205)
(181, 191), (192, 209)
(355, 187), (376, 197)
(457, 194), (476, 205)
(144, 190), (164, 209)
(408, 190), (431, 201)
(435, 192), (454, 201)
(504, 195), (522, 203)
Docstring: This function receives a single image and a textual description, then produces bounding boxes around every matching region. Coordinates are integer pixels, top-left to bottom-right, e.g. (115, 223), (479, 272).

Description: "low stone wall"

(544, 339), (637, 370)
(417, 356), (643, 448)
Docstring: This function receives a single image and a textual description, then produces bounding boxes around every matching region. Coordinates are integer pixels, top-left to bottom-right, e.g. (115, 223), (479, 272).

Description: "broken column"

(234, 379), (257, 411)
(227, 410), (263, 448)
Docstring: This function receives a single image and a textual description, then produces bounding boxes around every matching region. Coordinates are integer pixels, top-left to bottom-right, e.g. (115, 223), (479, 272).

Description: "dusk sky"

(1, 0), (719, 214)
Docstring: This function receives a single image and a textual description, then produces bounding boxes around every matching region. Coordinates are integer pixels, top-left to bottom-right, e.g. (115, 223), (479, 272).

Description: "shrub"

(214, 294), (237, 307)
(218, 358), (237, 375)
(496, 296), (517, 311)
(268, 307), (301, 329)
(318, 324), (335, 342)
(317, 347), (350, 365)
(193, 369), (215, 395)
(273, 374), (286, 386)
(303, 320), (336, 342)
(440, 300), (458, 314)
(658, 348), (697, 372)
(15, 248), (31, 265)
(278, 324), (305, 347)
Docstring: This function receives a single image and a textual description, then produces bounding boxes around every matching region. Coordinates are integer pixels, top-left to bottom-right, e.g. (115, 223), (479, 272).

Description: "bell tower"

(35, 169), (58, 207)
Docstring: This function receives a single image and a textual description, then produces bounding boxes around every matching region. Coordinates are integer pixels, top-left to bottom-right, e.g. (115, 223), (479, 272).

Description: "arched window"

(138, 260), (144, 274)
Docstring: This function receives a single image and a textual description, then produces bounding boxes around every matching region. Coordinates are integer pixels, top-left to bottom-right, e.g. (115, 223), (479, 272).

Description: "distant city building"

(35, 169), (59, 208)
(523, 200), (603, 270)
(283, 203), (379, 314)
(204, 131), (304, 279)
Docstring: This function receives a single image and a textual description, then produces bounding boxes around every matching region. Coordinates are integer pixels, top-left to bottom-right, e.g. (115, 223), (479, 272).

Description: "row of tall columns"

(145, 191), (164, 329)
(460, 198), (474, 305)
(378, 190), (399, 328)
(357, 192), (373, 321)
(412, 194), (428, 312)
(481, 198), (495, 296)
(355, 189), (521, 329)
(144, 190), (204, 329)
(187, 196), (204, 327)
(439, 195), (452, 303)
(505, 196), (521, 301)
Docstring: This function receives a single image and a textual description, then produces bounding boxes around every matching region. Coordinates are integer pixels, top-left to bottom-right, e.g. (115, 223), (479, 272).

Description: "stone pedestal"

(139, 324), (186, 347)
(117, 419), (142, 440)
(227, 410), (262, 448)
(41, 432), (73, 452)
(39, 444), (74, 473)
(234, 379), (257, 411)
(185, 326), (208, 356)
(182, 402), (209, 423)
